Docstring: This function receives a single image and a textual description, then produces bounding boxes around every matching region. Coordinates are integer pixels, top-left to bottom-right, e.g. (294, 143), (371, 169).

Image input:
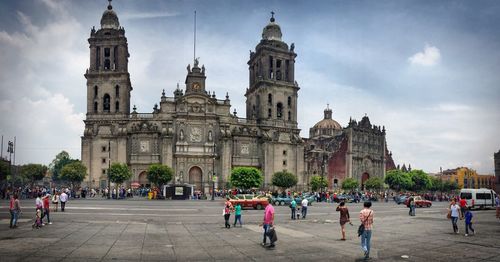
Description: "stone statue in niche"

(241, 144), (250, 155)
(208, 131), (213, 142)
(179, 130), (185, 141)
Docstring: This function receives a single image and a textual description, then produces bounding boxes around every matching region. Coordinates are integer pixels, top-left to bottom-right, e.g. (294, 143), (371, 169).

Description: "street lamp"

(7, 141), (13, 185)
(321, 151), (327, 194)
(212, 144), (216, 201)
(107, 140), (111, 199)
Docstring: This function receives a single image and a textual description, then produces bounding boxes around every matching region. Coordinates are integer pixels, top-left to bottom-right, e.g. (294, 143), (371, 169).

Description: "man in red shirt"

(42, 194), (52, 225)
(459, 197), (467, 218)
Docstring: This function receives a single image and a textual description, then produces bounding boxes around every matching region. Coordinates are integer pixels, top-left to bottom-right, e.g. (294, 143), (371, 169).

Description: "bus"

(459, 188), (497, 209)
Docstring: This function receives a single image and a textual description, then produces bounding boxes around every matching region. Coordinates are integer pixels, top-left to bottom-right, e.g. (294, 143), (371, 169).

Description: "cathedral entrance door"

(189, 166), (203, 193)
(139, 171), (150, 188)
(361, 172), (370, 191)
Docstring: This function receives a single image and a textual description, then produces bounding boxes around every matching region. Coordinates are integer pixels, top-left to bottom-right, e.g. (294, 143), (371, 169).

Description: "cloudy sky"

(1, 0), (499, 174)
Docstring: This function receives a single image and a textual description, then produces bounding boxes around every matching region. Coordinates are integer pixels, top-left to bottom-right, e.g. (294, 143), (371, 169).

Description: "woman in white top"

(449, 199), (460, 234)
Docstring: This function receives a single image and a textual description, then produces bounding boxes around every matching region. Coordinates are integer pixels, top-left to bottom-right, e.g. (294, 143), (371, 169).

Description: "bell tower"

(245, 12), (299, 126)
(85, 0), (131, 117)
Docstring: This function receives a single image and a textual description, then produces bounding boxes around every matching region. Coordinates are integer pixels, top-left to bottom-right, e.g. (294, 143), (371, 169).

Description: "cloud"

(408, 44), (441, 66)
(121, 11), (179, 20)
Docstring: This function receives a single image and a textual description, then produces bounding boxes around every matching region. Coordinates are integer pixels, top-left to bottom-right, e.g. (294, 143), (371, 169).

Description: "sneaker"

(465, 234), (468, 236)
(267, 244), (275, 248)
(48, 222), (52, 225)
(261, 243), (267, 247)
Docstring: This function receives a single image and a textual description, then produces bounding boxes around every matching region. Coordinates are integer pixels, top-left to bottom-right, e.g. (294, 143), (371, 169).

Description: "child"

(464, 206), (475, 236)
(32, 208), (42, 229)
(233, 203), (242, 227)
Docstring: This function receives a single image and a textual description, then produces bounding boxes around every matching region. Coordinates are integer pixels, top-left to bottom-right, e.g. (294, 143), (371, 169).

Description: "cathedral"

(81, 2), (394, 192)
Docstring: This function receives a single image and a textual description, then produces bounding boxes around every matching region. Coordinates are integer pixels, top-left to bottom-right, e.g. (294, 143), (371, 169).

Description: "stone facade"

(304, 107), (395, 190)
(81, 3), (304, 192)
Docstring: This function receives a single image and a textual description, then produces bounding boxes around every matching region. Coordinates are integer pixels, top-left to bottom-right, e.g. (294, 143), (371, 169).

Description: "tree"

(341, 178), (359, 191)
(60, 161), (87, 188)
(443, 180), (459, 192)
(108, 163), (132, 187)
(310, 175), (328, 191)
(409, 169), (432, 191)
(147, 164), (173, 188)
(50, 151), (77, 181)
(272, 171), (298, 190)
(20, 164), (48, 184)
(429, 176), (443, 192)
(230, 167), (263, 190)
(385, 169), (414, 191)
(364, 177), (384, 191)
(0, 160), (10, 181)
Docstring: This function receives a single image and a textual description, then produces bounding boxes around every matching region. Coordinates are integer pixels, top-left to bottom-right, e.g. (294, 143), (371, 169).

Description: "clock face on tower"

(192, 82), (201, 92)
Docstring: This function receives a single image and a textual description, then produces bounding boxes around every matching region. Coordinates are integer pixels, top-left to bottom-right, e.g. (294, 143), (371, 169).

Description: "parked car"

(336, 194), (354, 203)
(404, 196), (432, 208)
(229, 194), (269, 210)
(294, 194), (315, 206)
(395, 196), (408, 205)
(271, 196), (293, 206)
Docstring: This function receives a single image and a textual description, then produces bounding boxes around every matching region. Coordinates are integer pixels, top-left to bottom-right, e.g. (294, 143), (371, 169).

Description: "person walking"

(336, 201), (351, 240)
(459, 197), (467, 218)
(410, 197), (416, 216)
(359, 201), (374, 260)
(290, 198), (297, 220)
(42, 194), (52, 225)
(60, 190), (68, 212)
(260, 202), (275, 248)
(233, 203), (242, 227)
(223, 198), (233, 228)
(301, 197), (308, 219)
(9, 193), (21, 228)
(52, 192), (59, 212)
(407, 197), (413, 216)
(449, 199), (460, 234)
(464, 206), (475, 236)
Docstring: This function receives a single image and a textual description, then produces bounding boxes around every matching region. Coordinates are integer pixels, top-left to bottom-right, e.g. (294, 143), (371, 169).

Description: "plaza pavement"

(0, 198), (499, 261)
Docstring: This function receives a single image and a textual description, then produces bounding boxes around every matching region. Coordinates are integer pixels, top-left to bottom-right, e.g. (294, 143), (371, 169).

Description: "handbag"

(358, 211), (372, 237)
(267, 227), (278, 242)
(446, 210), (451, 219)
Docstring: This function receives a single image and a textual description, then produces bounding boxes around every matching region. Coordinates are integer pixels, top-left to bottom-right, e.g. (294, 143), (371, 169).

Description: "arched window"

(277, 103), (283, 119)
(94, 102), (98, 113)
(288, 111), (291, 121)
(287, 96), (292, 107)
(115, 85), (120, 97)
(103, 94), (110, 112)
(268, 93), (272, 105)
(268, 108), (272, 118)
(94, 86), (98, 98)
(115, 101), (120, 112)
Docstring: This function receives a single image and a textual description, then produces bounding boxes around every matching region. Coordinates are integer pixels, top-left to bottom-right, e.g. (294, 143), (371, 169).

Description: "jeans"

(262, 224), (274, 244)
(234, 214), (242, 226)
(291, 207), (296, 219)
(301, 206), (308, 218)
(451, 217), (458, 233)
(361, 230), (372, 257)
(61, 201), (66, 212)
(224, 214), (230, 228)
(465, 222), (474, 234)
(43, 208), (50, 223)
(10, 210), (18, 227)
(411, 206), (416, 216)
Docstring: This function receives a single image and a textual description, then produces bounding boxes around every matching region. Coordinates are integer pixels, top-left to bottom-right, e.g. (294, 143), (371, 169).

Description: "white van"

(459, 188), (498, 209)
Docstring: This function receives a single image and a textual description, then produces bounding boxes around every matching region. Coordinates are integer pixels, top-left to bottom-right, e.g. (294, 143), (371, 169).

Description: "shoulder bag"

(358, 211), (372, 237)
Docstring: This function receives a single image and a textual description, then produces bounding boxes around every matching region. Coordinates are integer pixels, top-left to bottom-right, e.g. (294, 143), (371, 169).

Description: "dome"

(262, 13), (282, 41)
(100, 4), (120, 29)
(312, 107), (342, 130)
(313, 118), (342, 130)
